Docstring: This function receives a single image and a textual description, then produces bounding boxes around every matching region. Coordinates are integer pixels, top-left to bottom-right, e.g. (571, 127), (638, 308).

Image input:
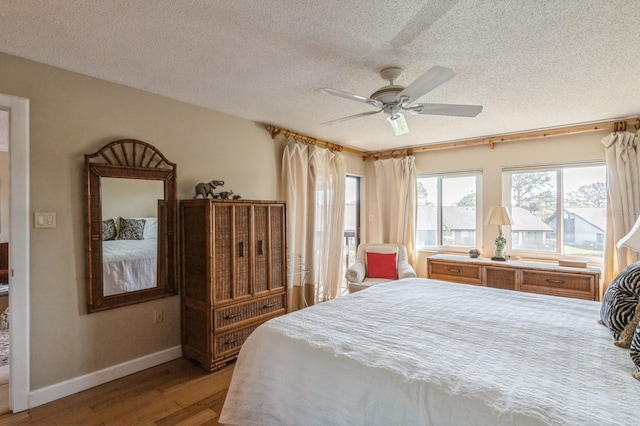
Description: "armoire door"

(213, 204), (233, 305)
(233, 204), (252, 299)
(268, 204), (286, 293)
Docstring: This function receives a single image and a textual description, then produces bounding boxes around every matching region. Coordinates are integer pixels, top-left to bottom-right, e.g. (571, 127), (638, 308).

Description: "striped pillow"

(117, 218), (146, 240)
(102, 218), (117, 241)
(600, 262), (640, 348)
(631, 322), (640, 380)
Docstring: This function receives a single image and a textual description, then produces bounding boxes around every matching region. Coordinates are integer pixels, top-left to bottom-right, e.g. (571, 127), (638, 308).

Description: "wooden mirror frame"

(85, 139), (177, 313)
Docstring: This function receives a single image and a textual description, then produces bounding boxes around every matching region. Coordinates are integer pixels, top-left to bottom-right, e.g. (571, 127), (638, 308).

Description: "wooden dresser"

(427, 254), (601, 301)
(180, 199), (287, 371)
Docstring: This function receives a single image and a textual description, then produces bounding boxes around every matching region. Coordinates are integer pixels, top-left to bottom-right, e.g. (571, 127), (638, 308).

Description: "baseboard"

(28, 345), (182, 409)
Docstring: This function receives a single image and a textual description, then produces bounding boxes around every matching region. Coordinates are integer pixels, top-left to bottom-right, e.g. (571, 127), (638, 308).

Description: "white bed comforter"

(220, 278), (639, 426)
(102, 239), (157, 296)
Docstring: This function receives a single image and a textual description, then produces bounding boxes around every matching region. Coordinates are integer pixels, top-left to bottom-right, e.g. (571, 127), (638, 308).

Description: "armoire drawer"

(213, 322), (262, 357)
(214, 293), (286, 331)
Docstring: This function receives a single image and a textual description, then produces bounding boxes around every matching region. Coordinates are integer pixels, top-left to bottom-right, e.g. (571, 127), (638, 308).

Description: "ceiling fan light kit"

(321, 65), (483, 136)
(388, 112), (409, 136)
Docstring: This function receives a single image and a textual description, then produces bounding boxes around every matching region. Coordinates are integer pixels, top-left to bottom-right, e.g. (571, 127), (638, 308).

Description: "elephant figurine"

(218, 190), (234, 200)
(193, 180), (225, 198)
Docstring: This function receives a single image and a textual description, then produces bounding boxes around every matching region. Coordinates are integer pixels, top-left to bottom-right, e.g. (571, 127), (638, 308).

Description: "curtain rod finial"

(264, 124), (281, 139)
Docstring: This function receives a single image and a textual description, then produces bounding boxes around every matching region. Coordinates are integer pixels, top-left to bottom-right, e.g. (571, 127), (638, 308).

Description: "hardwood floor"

(0, 358), (234, 425)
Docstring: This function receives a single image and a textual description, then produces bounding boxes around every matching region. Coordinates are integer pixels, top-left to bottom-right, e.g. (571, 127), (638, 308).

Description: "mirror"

(85, 139), (177, 313)
(101, 178), (164, 296)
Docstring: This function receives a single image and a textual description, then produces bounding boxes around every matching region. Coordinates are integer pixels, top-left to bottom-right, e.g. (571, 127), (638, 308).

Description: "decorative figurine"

(492, 232), (508, 261)
(218, 190), (234, 200)
(232, 195), (242, 200)
(193, 180), (225, 198)
(468, 249), (480, 258)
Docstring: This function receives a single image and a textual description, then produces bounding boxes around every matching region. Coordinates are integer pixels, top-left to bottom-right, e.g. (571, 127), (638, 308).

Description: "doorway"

(0, 109), (9, 413)
(0, 94), (30, 413)
(341, 175), (360, 295)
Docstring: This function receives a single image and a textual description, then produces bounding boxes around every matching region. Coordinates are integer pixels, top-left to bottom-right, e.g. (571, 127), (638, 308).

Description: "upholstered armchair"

(345, 243), (416, 293)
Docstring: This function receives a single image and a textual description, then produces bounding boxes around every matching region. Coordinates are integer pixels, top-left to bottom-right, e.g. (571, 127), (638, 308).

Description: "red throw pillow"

(366, 252), (398, 279)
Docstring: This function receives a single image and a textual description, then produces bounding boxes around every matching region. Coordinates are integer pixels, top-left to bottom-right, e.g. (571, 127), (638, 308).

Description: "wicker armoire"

(180, 199), (287, 371)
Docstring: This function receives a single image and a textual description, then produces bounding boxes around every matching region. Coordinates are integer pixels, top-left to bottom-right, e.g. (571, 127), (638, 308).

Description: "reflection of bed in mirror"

(102, 217), (158, 296)
(103, 239), (157, 296)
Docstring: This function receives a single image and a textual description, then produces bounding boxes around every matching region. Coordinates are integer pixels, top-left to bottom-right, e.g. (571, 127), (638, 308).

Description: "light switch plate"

(34, 212), (56, 229)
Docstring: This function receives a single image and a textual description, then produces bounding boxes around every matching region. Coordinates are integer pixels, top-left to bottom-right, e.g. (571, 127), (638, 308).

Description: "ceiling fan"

(321, 66), (483, 136)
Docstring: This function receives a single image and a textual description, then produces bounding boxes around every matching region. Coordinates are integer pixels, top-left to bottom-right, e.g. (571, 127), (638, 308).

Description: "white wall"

(102, 178), (164, 219)
(361, 133), (607, 277)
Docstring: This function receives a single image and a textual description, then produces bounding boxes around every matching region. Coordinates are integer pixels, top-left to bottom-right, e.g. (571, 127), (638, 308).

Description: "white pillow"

(364, 245), (398, 267)
(135, 217), (158, 239)
(365, 244), (398, 254)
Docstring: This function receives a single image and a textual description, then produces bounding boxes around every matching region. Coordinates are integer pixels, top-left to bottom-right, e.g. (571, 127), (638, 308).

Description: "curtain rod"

(264, 124), (368, 157)
(368, 117), (640, 159)
(267, 117), (640, 160)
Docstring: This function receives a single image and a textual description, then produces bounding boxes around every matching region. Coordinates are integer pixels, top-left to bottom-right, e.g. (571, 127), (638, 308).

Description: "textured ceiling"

(0, 0), (639, 153)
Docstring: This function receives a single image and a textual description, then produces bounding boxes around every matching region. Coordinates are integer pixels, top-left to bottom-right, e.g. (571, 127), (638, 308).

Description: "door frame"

(0, 94), (30, 412)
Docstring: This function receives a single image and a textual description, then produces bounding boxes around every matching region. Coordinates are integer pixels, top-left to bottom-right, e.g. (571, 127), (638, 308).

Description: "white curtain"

(372, 156), (417, 265)
(280, 136), (346, 309)
(602, 130), (640, 291)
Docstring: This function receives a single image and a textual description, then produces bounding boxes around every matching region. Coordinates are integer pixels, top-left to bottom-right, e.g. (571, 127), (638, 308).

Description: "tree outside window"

(507, 165), (606, 260)
(417, 174), (479, 248)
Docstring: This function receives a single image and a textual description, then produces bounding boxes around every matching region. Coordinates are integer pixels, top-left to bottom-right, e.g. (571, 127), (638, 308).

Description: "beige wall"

(0, 52), (364, 393)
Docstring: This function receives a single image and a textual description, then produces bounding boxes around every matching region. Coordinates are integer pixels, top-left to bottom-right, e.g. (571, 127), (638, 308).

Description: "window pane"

(510, 171), (557, 252)
(442, 176), (476, 246)
(417, 177), (437, 246)
(562, 166), (606, 258)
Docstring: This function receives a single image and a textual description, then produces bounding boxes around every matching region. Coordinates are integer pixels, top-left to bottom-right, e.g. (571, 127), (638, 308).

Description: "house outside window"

(417, 171), (482, 250)
(505, 163), (606, 262)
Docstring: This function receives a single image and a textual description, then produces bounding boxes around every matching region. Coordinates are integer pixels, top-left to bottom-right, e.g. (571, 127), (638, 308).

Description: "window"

(505, 163), (606, 261)
(417, 172), (481, 249)
(341, 176), (360, 294)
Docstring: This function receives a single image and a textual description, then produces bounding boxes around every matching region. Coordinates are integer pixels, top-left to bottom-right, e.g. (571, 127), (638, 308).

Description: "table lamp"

(617, 215), (640, 251)
(486, 205), (514, 261)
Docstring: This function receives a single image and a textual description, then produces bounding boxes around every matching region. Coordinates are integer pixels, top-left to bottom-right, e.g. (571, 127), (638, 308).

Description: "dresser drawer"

(213, 322), (261, 358)
(428, 260), (482, 285)
(484, 266), (517, 291)
(214, 293), (286, 331)
(520, 270), (596, 300)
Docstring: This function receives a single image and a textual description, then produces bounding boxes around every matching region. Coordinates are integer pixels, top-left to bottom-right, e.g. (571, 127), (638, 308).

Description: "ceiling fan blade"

(321, 88), (383, 108)
(320, 109), (383, 125)
(410, 103), (483, 117)
(396, 66), (456, 103)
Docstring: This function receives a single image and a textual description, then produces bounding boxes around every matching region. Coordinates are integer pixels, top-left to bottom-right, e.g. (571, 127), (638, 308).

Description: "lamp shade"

(486, 205), (514, 226)
(617, 215), (640, 252)
(387, 112), (409, 136)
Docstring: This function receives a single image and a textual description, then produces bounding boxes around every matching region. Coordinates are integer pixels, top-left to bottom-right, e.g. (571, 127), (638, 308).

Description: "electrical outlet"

(154, 309), (164, 324)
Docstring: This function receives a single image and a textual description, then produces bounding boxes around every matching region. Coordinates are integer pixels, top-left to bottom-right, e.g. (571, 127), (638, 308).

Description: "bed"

(219, 278), (639, 425)
(102, 238), (157, 296)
